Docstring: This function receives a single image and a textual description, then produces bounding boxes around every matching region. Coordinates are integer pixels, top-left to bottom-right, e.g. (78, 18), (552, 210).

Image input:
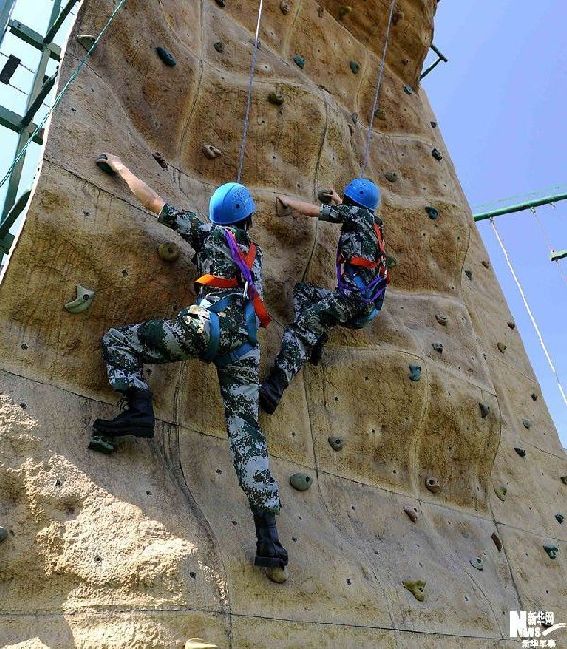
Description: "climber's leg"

(291, 282), (330, 365)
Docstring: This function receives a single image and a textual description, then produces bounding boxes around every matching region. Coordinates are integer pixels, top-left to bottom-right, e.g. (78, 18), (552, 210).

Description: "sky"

(0, 1), (565, 445)
(422, 0), (567, 447)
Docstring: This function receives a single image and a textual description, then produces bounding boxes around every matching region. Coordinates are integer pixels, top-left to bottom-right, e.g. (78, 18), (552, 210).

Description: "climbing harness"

(489, 218), (567, 408)
(195, 229), (270, 367)
(361, 0), (397, 175)
(236, 0), (264, 182)
(336, 221), (389, 328)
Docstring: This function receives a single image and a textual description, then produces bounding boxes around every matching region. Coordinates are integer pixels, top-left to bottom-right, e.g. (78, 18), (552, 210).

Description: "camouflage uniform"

(102, 203), (281, 513)
(273, 202), (387, 387)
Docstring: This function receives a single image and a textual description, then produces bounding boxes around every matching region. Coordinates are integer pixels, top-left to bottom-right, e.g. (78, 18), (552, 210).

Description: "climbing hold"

(481, 260), (490, 269)
(497, 342), (507, 353)
(403, 85), (414, 95)
(494, 486), (507, 502)
(213, 41), (224, 53)
(561, 476), (567, 485)
(0, 527), (8, 543)
(384, 172), (398, 183)
(507, 321), (516, 330)
(409, 365), (421, 382)
(289, 473), (313, 491)
(96, 154), (116, 176)
(317, 6), (324, 17)
(392, 8), (404, 25)
(64, 285), (95, 314)
(425, 206), (439, 220)
(431, 148), (443, 161)
(88, 434), (115, 455)
(268, 91), (284, 106)
(386, 255), (397, 269)
(522, 418), (532, 430)
(318, 189), (334, 205)
(337, 5), (352, 19)
(432, 342), (443, 354)
(425, 476), (441, 494)
(158, 242), (180, 262)
(404, 506), (419, 523)
(530, 393), (538, 401)
(374, 107), (385, 120)
(469, 557), (484, 571)
(430, 121), (437, 128)
(293, 54), (305, 69)
(491, 533), (503, 551)
(351, 112), (358, 124)
(215, 0), (226, 6)
(435, 314), (447, 326)
(514, 447), (526, 458)
(202, 144), (222, 159)
(280, 0), (291, 14)
(266, 565), (289, 583)
(403, 580), (426, 602)
(465, 270), (472, 280)
(76, 34), (96, 51)
(555, 513), (564, 525)
(276, 197), (292, 218)
(349, 60), (360, 74)
(185, 640), (217, 649)
(543, 544), (558, 560)
(479, 403), (490, 419)
(328, 436), (345, 452)
(152, 151), (168, 170)
(156, 47), (176, 67)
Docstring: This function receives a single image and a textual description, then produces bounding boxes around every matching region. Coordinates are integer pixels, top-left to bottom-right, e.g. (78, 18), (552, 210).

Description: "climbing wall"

(0, 0), (565, 647)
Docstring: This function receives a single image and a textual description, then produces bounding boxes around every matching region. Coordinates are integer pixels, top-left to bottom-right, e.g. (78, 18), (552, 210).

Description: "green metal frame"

(420, 44), (448, 80)
(473, 192), (567, 222)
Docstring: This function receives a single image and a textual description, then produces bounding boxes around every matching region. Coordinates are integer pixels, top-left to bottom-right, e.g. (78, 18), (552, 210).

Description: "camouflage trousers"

(273, 282), (369, 386)
(101, 297), (281, 513)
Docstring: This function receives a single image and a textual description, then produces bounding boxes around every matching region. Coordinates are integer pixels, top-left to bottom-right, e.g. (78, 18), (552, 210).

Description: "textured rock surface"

(0, 0), (565, 646)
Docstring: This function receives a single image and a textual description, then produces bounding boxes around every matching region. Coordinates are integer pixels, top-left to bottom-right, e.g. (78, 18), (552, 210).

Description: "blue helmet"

(343, 178), (380, 211)
(209, 182), (256, 225)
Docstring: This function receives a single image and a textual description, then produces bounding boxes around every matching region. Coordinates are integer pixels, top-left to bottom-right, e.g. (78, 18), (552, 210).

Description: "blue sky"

(423, 0), (567, 447)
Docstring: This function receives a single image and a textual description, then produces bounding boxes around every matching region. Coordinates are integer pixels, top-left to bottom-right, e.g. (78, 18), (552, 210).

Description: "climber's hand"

(100, 153), (126, 174)
(329, 188), (342, 205)
(276, 195), (290, 209)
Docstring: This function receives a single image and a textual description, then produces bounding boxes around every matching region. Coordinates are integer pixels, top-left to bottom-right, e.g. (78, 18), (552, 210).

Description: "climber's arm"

(277, 189), (342, 218)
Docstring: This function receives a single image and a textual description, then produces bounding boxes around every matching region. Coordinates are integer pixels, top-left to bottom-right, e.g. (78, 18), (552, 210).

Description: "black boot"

(259, 367), (287, 415)
(93, 388), (155, 438)
(309, 333), (328, 366)
(253, 511), (288, 569)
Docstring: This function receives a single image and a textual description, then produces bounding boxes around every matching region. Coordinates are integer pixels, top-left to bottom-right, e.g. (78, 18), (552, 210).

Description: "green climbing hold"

(293, 54), (305, 69)
(328, 436), (344, 452)
(494, 486), (507, 502)
(96, 154), (116, 176)
(543, 544), (558, 560)
(289, 473), (313, 491)
(555, 513), (564, 524)
(435, 314), (447, 326)
(465, 270), (472, 280)
(409, 365), (421, 382)
(522, 418), (532, 430)
(156, 47), (176, 67)
(425, 206), (439, 220)
(497, 342), (507, 353)
(268, 91), (284, 106)
(266, 565), (288, 583)
(77, 34), (96, 51)
(64, 285), (95, 314)
(88, 434), (115, 455)
(213, 41), (224, 53)
(491, 532), (503, 551)
(432, 342), (443, 353)
(403, 85), (414, 95)
(351, 112), (358, 124)
(403, 580), (426, 602)
(338, 5), (352, 19)
(561, 476), (567, 485)
(550, 249), (567, 262)
(374, 107), (385, 120)
(215, 0), (226, 6)
(479, 403), (490, 419)
(432, 148), (443, 161)
(349, 60), (360, 74)
(158, 242), (180, 262)
(384, 172), (398, 183)
(514, 447), (526, 458)
(386, 255), (397, 269)
(318, 189), (334, 205)
(0, 526), (8, 543)
(470, 557), (483, 571)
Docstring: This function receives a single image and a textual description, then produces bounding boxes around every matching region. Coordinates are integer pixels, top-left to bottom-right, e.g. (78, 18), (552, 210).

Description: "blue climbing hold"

(409, 365), (421, 382)
(209, 183), (256, 225)
(293, 54), (305, 69)
(425, 206), (438, 220)
(156, 47), (176, 67)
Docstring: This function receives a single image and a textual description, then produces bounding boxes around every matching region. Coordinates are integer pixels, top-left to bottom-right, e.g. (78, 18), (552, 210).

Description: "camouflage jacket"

(159, 203), (264, 300)
(319, 202), (386, 293)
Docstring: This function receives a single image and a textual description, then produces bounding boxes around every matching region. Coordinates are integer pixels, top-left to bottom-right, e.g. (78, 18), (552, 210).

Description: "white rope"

(490, 217), (567, 407)
(236, 0), (264, 183)
(361, 0), (397, 175)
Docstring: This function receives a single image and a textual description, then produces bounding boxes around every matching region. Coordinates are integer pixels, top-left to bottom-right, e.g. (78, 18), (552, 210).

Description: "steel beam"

(473, 192), (567, 222)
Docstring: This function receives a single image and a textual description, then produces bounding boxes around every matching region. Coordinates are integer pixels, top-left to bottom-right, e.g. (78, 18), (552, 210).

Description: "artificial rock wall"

(0, 0), (566, 647)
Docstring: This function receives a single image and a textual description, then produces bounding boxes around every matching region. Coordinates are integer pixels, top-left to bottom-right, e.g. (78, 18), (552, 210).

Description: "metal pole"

(473, 192), (567, 222)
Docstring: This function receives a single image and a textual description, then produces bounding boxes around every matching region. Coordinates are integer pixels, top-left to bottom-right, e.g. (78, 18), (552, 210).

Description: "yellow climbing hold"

(185, 640), (217, 649)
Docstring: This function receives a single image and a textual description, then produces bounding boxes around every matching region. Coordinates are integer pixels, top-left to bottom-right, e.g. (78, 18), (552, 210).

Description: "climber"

(260, 178), (388, 414)
(92, 153), (288, 572)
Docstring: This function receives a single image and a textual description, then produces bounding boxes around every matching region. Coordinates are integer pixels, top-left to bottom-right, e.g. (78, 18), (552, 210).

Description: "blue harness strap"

(341, 267), (388, 329)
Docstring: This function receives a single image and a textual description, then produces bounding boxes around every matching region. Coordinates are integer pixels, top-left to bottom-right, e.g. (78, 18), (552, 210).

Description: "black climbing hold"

(0, 54), (20, 84)
(158, 242), (180, 262)
(213, 41), (224, 53)
(409, 365), (421, 382)
(76, 34), (96, 51)
(289, 473), (313, 491)
(497, 342), (507, 353)
(432, 342), (443, 353)
(494, 486), (507, 501)
(403, 85), (414, 95)
(21, 343), (28, 350)
(522, 418), (532, 430)
(465, 270), (472, 280)
(351, 112), (358, 124)
(543, 544), (558, 560)
(384, 172), (398, 183)
(318, 189), (334, 205)
(491, 532), (503, 551)
(386, 255), (397, 269)
(530, 393), (538, 401)
(514, 447), (526, 458)
(430, 121), (437, 128)
(403, 580), (425, 602)
(293, 54), (305, 69)
(328, 436), (344, 452)
(317, 6), (324, 17)
(507, 321), (516, 330)
(0, 527), (8, 543)
(202, 144), (222, 159)
(349, 60), (360, 74)
(96, 154), (116, 176)
(425, 206), (439, 220)
(481, 260), (490, 269)
(392, 8), (404, 25)
(280, 0), (291, 14)
(431, 148), (443, 161)
(268, 91), (284, 106)
(374, 107), (385, 120)
(479, 403), (490, 419)
(338, 5), (352, 19)
(555, 513), (564, 525)
(404, 506), (419, 522)
(153, 151), (168, 169)
(435, 314), (447, 326)
(425, 476), (441, 494)
(215, 0), (226, 6)
(470, 557), (483, 571)
(88, 435), (115, 455)
(156, 47), (176, 67)
(561, 476), (567, 485)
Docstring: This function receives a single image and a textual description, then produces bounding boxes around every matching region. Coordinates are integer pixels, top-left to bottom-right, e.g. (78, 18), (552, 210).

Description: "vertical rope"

(531, 207), (567, 285)
(361, 0), (397, 176)
(236, 0), (264, 183)
(490, 218), (567, 408)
